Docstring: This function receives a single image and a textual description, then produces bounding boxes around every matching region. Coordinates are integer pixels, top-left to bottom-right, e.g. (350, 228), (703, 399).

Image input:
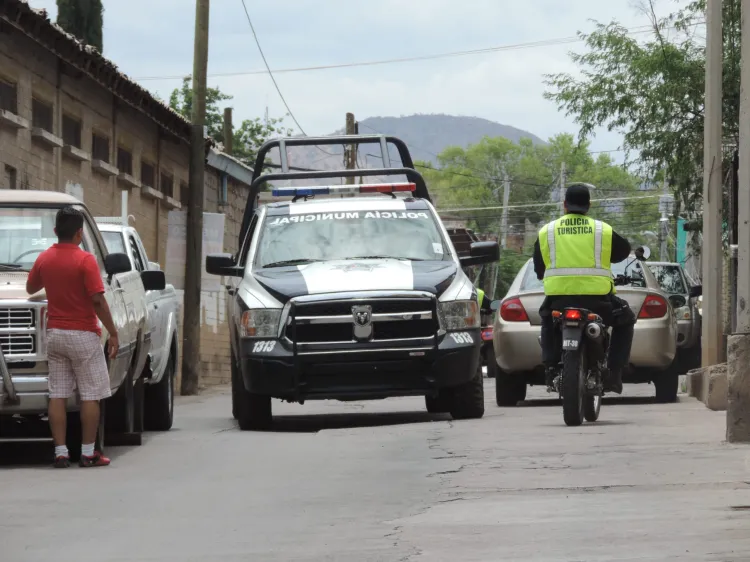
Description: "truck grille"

(0, 333), (36, 355)
(287, 297), (437, 345)
(0, 308), (34, 329)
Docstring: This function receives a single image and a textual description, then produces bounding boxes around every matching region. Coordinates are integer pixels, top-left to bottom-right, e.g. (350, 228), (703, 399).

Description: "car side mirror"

(490, 300), (500, 311)
(668, 294), (686, 309)
(141, 270), (166, 292)
(459, 241), (500, 267)
(206, 253), (243, 277)
(104, 253), (131, 276)
(689, 284), (702, 298)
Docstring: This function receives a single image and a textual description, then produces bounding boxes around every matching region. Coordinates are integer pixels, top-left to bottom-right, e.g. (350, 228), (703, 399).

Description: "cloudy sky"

(30, 0), (692, 157)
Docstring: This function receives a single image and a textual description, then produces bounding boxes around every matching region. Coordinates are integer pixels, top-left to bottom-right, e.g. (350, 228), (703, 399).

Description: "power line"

(437, 194), (661, 212)
(134, 23), (700, 82)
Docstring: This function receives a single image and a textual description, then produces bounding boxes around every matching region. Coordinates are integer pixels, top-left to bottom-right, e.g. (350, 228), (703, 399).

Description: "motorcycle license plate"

(562, 338), (579, 350)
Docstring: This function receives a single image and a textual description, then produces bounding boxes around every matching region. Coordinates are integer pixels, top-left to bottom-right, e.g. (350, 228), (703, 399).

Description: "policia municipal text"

(532, 183), (635, 395)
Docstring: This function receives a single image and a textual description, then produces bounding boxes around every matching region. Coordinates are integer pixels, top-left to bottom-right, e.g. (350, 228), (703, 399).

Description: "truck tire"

(236, 386), (273, 431)
(231, 359), (240, 420)
(562, 352), (585, 427)
(449, 364), (485, 420)
(425, 392), (450, 414)
(145, 352), (175, 431)
(495, 369), (524, 407)
(654, 369), (679, 403)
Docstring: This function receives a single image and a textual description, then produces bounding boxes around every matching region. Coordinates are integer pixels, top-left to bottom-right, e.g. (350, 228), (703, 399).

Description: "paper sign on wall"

(165, 210), (226, 292)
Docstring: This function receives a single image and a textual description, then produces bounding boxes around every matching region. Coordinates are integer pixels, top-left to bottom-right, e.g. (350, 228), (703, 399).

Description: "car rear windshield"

(255, 208), (451, 267)
(647, 264), (686, 295)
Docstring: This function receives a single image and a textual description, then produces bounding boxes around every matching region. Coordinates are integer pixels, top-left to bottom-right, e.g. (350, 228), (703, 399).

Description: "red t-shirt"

(28, 243), (105, 336)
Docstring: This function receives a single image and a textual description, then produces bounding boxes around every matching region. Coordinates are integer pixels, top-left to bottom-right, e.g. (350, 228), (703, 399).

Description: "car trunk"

(514, 287), (649, 326)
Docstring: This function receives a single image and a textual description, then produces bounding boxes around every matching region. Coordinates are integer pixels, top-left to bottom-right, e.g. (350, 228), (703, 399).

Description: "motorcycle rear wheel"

(562, 351), (586, 427)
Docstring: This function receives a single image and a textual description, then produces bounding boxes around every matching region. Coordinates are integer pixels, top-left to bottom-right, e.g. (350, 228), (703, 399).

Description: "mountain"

(278, 114), (545, 175)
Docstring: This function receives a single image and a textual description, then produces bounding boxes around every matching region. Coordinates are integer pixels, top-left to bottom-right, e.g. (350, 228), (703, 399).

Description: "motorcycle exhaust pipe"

(585, 322), (602, 340)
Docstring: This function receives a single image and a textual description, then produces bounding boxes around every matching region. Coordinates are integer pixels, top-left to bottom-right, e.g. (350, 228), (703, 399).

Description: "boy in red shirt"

(26, 206), (119, 468)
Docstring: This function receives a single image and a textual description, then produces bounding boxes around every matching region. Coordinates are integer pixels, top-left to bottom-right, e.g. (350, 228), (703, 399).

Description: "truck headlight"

(438, 300), (480, 331)
(240, 309), (282, 338)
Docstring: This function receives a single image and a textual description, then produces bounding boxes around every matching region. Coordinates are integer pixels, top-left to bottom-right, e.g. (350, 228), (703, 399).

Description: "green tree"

(56, 0), (104, 52)
(168, 77), (292, 165)
(544, 0), (741, 218)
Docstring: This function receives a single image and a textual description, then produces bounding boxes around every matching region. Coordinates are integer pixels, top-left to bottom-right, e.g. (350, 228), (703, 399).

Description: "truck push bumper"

(238, 331), (482, 401)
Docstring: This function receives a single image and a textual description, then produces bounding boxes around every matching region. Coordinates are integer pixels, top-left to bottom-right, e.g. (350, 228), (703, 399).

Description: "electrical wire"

(437, 194), (661, 213)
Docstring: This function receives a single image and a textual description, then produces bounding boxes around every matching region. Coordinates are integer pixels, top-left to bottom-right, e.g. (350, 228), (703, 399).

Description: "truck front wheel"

(448, 364), (485, 420)
(235, 372), (273, 431)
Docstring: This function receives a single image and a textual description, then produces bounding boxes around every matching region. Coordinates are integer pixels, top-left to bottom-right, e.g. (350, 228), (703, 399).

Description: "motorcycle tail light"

(564, 309), (582, 321)
(639, 294), (668, 319)
(481, 327), (494, 341)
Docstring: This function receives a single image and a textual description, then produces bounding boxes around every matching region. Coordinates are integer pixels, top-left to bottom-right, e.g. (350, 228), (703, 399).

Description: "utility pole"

(727, 0), (750, 442)
(345, 112), (356, 186)
(702, 0), (724, 368)
(223, 107), (233, 155)
(659, 175), (670, 261)
(558, 161), (567, 215)
(500, 170), (511, 248)
(181, 0), (210, 396)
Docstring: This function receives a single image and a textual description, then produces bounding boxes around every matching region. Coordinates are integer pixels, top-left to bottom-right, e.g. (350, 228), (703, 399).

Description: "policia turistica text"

(532, 183), (635, 395)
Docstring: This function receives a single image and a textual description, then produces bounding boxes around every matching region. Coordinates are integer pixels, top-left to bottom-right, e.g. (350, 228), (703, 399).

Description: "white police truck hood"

(253, 259), (460, 302)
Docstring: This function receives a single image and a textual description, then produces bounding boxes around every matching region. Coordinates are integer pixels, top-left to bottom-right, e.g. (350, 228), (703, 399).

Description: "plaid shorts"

(47, 329), (112, 401)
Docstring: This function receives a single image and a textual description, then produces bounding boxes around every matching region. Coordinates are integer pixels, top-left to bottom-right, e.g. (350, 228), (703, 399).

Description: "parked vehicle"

(96, 219), (180, 431)
(206, 135), (499, 430)
(546, 275), (633, 426)
(0, 191), (165, 456)
(492, 252), (679, 405)
(644, 261), (702, 370)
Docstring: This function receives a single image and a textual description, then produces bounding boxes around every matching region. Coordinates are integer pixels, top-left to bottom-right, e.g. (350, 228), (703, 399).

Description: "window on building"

(62, 114), (82, 148)
(160, 172), (174, 198)
(0, 79), (18, 113)
(92, 132), (110, 162)
(4, 165), (17, 190)
(180, 181), (189, 204)
(141, 161), (155, 189)
(117, 146), (133, 176)
(32, 98), (54, 132)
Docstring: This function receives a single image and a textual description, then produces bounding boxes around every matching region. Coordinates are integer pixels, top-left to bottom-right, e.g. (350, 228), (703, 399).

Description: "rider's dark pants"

(540, 294), (636, 373)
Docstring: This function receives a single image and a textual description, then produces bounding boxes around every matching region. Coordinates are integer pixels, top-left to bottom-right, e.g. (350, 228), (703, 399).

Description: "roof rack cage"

(239, 135), (430, 242)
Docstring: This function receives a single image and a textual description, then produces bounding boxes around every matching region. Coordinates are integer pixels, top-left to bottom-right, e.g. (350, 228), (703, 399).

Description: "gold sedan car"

(491, 256), (679, 406)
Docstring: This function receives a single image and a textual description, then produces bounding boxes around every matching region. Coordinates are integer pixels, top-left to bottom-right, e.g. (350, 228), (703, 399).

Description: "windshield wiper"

(263, 258), (321, 268)
(0, 263), (25, 271)
(343, 256), (425, 261)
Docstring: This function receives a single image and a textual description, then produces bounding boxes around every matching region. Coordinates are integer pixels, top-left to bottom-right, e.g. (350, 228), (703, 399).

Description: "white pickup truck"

(96, 219), (180, 431)
(0, 190), (165, 456)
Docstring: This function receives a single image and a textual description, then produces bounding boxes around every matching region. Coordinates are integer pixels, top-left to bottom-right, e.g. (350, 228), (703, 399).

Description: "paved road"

(2, 382), (750, 561)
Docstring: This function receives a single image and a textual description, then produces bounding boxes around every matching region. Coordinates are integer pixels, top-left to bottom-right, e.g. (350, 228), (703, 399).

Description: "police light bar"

(271, 182), (416, 197)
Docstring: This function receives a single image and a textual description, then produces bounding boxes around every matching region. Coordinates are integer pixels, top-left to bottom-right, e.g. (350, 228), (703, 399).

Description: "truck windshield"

(0, 207), (60, 270)
(255, 209), (450, 267)
(647, 264), (687, 295)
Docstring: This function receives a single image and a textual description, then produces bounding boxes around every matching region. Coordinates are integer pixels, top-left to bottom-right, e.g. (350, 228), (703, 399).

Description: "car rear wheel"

(495, 369), (524, 407)
(449, 364), (485, 420)
(654, 369), (679, 403)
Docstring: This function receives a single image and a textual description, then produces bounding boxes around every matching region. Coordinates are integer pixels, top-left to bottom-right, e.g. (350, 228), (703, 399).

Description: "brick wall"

(0, 27), (249, 391)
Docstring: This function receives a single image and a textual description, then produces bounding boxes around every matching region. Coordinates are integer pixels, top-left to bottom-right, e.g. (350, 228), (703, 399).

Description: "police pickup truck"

(206, 135), (500, 430)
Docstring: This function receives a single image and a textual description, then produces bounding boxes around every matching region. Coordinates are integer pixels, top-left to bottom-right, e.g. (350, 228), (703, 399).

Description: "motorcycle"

(547, 275), (631, 427)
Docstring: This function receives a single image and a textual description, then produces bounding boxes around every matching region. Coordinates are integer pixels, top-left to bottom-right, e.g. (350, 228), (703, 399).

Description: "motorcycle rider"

(532, 183), (636, 394)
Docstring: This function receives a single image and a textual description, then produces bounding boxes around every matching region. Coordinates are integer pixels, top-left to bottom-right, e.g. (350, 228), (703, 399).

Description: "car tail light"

(500, 298), (529, 322)
(564, 309), (582, 320)
(481, 327), (494, 341)
(639, 294), (668, 319)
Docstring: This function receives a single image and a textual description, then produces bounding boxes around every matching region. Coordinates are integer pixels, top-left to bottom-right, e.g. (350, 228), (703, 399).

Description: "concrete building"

(0, 0), (255, 388)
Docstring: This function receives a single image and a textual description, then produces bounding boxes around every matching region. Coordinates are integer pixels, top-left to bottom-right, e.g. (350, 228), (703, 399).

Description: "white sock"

(81, 443), (95, 457)
(55, 445), (69, 458)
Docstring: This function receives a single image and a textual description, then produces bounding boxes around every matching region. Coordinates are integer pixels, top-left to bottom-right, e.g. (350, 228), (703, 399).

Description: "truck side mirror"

(104, 253), (131, 276)
(206, 253), (243, 277)
(459, 241), (500, 267)
(141, 270), (166, 292)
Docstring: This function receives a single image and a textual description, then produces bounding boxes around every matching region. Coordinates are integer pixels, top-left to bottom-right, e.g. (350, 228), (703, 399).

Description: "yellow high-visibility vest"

(538, 214), (614, 296)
